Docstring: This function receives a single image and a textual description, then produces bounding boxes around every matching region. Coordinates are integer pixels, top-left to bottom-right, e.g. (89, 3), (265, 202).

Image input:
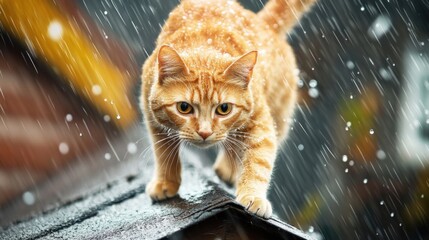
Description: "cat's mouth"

(180, 134), (227, 149)
(184, 138), (219, 149)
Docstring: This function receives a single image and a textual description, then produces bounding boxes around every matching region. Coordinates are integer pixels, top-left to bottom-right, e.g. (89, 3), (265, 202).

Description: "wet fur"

(141, 0), (316, 218)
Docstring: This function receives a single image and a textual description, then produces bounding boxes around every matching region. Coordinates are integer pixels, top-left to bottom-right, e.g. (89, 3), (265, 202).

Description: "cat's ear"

(223, 51), (257, 88)
(157, 45), (189, 84)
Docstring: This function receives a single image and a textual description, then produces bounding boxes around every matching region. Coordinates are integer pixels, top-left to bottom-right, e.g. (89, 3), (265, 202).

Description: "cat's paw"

(146, 179), (180, 201)
(236, 194), (272, 219)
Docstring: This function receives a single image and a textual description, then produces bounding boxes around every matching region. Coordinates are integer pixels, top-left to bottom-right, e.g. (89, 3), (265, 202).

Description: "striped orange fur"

(141, 0), (316, 218)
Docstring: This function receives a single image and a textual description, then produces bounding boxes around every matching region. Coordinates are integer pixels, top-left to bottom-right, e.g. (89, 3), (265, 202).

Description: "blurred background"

(0, 0), (428, 239)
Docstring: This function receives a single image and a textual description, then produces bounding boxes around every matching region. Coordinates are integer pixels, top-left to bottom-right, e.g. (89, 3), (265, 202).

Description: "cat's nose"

(198, 130), (213, 140)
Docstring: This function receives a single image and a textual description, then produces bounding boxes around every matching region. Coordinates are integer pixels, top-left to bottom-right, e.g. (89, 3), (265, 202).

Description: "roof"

(0, 127), (311, 240)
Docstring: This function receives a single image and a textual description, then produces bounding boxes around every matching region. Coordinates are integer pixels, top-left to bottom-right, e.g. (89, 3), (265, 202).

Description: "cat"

(141, 0), (316, 218)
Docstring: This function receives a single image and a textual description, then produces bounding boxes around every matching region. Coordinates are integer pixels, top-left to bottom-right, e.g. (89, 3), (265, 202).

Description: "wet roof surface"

(0, 127), (310, 240)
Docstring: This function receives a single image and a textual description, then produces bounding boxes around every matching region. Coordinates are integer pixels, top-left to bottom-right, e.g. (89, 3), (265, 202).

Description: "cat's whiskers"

(135, 132), (179, 171)
(158, 137), (181, 176)
(137, 134), (178, 177)
(164, 138), (182, 179)
(222, 137), (244, 164)
(225, 137), (249, 157)
(229, 130), (262, 142)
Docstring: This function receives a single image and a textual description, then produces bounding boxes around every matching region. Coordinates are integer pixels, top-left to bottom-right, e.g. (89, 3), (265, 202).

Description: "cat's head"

(148, 45), (257, 148)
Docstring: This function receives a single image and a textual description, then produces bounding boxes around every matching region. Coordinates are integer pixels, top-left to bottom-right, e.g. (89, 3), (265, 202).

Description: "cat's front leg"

(235, 122), (277, 219)
(146, 127), (182, 201)
(213, 148), (242, 186)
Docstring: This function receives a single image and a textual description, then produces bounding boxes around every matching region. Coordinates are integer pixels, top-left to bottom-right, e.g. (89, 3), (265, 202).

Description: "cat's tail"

(258, 0), (317, 35)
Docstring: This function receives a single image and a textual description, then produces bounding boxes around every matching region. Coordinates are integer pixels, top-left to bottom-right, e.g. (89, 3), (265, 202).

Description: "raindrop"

(48, 21), (63, 41)
(309, 79), (318, 88)
(421, 194), (425, 199)
(92, 85), (102, 95)
(349, 160), (355, 166)
(104, 115), (111, 122)
(350, 95), (353, 99)
(104, 10), (108, 15)
(308, 226), (314, 233)
(308, 88), (319, 98)
(379, 68), (392, 80)
(59, 142), (69, 155)
(297, 79), (304, 88)
(368, 15), (392, 39)
(369, 129), (374, 135)
(127, 143), (137, 154)
(376, 150), (386, 160)
(105, 153), (111, 160)
(116, 115), (121, 120)
(345, 168), (349, 173)
(346, 121), (352, 127)
(363, 178), (368, 184)
(360, 6), (365, 11)
(380, 200), (384, 205)
(390, 212), (395, 217)
(342, 155), (348, 162)
(298, 144), (304, 151)
(23, 191), (35, 205)
(346, 61), (355, 69)
(65, 114), (73, 122)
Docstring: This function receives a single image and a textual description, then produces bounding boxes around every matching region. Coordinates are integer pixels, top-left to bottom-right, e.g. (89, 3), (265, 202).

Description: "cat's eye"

(216, 103), (232, 116)
(177, 102), (193, 114)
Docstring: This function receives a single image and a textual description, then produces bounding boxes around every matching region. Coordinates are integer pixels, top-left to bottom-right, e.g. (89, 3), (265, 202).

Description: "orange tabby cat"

(141, 0), (316, 218)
